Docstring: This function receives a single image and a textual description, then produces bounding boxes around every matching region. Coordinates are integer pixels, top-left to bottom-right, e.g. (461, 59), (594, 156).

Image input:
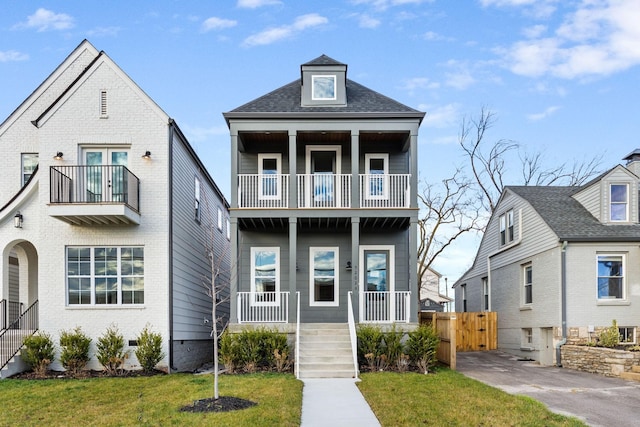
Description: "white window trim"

(309, 247), (339, 307)
(250, 247), (280, 307)
(305, 145), (342, 174)
(596, 253), (626, 302)
(499, 209), (514, 246)
(226, 218), (230, 240)
(311, 75), (337, 100)
(482, 277), (489, 312)
(258, 153), (282, 200)
(609, 183), (629, 222)
(521, 328), (533, 349)
(365, 153), (389, 200)
(217, 208), (223, 231)
(194, 177), (201, 221)
(21, 153), (38, 186)
(359, 245), (395, 293)
(522, 264), (533, 306)
(619, 326), (637, 344)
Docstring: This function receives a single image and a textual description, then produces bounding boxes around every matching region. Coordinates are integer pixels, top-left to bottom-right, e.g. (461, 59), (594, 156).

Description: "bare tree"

(459, 106), (602, 214)
(417, 170), (483, 287)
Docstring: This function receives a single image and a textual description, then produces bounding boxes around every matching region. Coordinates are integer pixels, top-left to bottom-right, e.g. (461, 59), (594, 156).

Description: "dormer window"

(610, 184), (628, 222)
(312, 75), (336, 100)
(499, 209), (514, 246)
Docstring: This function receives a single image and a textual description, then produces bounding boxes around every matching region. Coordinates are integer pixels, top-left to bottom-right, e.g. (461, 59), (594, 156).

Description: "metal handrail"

(0, 300), (39, 372)
(295, 291), (300, 380)
(0, 299), (5, 330)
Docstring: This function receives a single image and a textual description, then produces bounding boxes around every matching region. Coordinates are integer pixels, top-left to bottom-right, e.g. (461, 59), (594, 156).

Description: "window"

(461, 284), (467, 312)
(482, 277), (489, 311)
(312, 75), (336, 100)
(597, 254), (624, 300)
(365, 153), (389, 199)
(67, 247), (144, 305)
(226, 218), (230, 240)
(619, 327), (636, 344)
(523, 264), (533, 305)
(217, 208), (223, 231)
(522, 328), (533, 347)
(194, 177), (201, 221)
(610, 184), (628, 221)
(251, 247), (279, 305)
(100, 90), (108, 117)
(499, 210), (514, 245)
(310, 247), (339, 306)
(21, 153), (38, 186)
(258, 153), (281, 200)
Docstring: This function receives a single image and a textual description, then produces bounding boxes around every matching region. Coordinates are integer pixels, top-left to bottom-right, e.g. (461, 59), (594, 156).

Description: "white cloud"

(351, 0), (433, 11)
(86, 27), (121, 37)
(526, 105), (560, 121)
(15, 8), (74, 32)
(202, 16), (238, 32)
(522, 24), (546, 39)
(243, 13), (328, 47)
(422, 103), (460, 128)
(500, 1), (640, 79)
(237, 0), (282, 8)
(0, 50), (29, 62)
(400, 77), (439, 93)
(357, 14), (381, 28)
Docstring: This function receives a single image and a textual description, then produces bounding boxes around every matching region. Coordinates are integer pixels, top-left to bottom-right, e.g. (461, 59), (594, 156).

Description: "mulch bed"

(8, 369), (165, 380)
(180, 396), (257, 413)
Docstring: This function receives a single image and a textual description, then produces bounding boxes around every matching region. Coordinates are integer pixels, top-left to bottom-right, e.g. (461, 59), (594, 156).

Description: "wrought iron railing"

(0, 299), (5, 330)
(50, 165), (140, 212)
(0, 300), (38, 372)
(237, 292), (290, 323)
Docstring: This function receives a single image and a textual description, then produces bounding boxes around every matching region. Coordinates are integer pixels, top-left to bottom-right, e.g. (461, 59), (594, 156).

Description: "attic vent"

(100, 90), (108, 117)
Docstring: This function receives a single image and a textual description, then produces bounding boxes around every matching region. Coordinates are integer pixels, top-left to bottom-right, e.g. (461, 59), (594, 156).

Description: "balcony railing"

(238, 174), (289, 208)
(236, 173), (411, 209)
(359, 291), (411, 323)
(359, 174), (410, 208)
(50, 165), (140, 212)
(237, 291), (290, 323)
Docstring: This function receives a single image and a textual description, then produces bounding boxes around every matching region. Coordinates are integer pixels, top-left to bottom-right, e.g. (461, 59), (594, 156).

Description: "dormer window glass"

(610, 184), (628, 222)
(499, 209), (514, 246)
(312, 75), (336, 100)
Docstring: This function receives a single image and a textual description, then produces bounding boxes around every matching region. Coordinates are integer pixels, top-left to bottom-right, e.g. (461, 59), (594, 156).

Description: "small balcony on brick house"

(48, 165), (140, 225)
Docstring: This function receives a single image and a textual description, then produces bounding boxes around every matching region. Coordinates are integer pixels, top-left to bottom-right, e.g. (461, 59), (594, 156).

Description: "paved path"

(457, 351), (640, 427)
(300, 378), (381, 427)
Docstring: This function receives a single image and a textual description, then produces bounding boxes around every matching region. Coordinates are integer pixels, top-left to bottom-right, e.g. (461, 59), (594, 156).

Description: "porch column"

(351, 217), (360, 321)
(288, 131), (297, 209)
(409, 132), (418, 209)
(229, 217), (239, 323)
(409, 217), (418, 323)
(288, 217), (298, 324)
(230, 131), (238, 208)
(351, 132), (359, 208)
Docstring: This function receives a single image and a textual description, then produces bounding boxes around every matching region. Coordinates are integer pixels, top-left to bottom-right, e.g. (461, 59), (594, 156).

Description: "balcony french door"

(306, 145), (341, 208)
(84, 149), (128, 203)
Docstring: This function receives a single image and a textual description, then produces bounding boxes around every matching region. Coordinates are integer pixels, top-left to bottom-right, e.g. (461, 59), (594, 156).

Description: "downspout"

(555, 240), (568, 367)
(168, 120), (176, 372)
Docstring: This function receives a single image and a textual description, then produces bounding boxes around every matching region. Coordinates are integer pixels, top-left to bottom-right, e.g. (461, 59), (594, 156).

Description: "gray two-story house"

(223, 55), (424, 377)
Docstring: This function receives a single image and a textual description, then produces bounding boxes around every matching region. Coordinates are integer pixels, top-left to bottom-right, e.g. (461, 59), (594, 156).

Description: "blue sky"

(2, 0), (640, 283)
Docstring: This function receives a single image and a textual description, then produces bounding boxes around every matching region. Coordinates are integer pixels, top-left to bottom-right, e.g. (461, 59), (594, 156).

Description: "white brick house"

(0, 40), (229, 377)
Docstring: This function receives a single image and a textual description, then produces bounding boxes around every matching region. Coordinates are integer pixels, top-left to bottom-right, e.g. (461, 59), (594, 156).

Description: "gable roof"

(507, 185), (640, 242)
(303, 54), (346, 67)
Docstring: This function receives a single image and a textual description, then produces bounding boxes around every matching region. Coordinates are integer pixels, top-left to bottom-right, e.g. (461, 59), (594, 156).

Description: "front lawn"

(357, 370), (586, 426)
(0, 373), (302, 426)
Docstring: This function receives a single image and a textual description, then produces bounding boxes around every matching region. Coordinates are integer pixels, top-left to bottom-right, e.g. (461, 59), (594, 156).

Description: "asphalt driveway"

(457, 351), (640, 427)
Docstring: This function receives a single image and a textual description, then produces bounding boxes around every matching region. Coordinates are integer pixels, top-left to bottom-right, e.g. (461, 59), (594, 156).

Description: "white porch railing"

(237, 291), (290, 323)
(347, 291), (359, 379)
(359, 291), (411, 323)
(297, 174), (351, 208)
(237, 174), (289, 208)
(359, 174), (410, 208)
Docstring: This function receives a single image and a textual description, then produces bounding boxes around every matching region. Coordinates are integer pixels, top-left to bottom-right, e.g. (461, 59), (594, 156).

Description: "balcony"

(49, 165), (140, 225)
(237, 173), (410, 209)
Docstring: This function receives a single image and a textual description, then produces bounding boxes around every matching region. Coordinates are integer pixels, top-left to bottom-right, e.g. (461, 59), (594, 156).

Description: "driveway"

(457, 351), (640, 427)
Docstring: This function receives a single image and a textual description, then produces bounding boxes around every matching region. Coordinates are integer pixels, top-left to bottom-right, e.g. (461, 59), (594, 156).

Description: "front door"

(540, 327), (554, 365)
(84, 149), (128, 202)
(360, 245), (395, 322)
(306, 145), (341, 207)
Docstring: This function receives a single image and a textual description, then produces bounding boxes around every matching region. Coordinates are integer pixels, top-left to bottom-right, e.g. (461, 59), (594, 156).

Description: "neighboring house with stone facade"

(223, 55), (424, 378)
(454, 151), (640, 366)
(0, 40), (229, 378)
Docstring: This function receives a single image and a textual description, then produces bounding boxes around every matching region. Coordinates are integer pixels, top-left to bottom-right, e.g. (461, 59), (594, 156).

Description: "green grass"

(0, 373), (302, 426)
(1, 369), (588, 426)
(357, 370), (587, 427)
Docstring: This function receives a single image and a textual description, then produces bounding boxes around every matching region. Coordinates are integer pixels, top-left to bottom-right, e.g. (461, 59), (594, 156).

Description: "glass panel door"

(311, 150), (336, 206)
(84, 149), (128, 203)
(365, 250), (389, 291)
(310, 248), (338, 306)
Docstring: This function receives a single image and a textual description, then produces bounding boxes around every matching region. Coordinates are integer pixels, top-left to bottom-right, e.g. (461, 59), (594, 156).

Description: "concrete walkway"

(300, 378), (381, 427)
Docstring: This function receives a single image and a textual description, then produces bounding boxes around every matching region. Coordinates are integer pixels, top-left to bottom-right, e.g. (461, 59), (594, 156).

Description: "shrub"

(22, 333), (55, 377)
(219, 330), (239, 373)
(406, 325), (439, 374)
(96, 324), (129, 376)
(598, 320), (620, 348)
(383, 325), (405, 368)
(357, 324), (385, 371)
(135, 325), (164, 373)
(218, 327), (290, 373)
(59, 327), (92, 377)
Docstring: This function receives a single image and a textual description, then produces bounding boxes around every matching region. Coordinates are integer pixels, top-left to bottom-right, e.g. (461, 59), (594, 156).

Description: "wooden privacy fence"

(420, 311), (498, 369)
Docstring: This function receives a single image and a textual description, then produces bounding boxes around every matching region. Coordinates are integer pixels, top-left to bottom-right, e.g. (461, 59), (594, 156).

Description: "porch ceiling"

(237, 215), (409, 231)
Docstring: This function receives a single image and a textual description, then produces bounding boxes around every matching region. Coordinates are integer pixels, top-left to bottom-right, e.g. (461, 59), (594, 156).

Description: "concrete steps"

(620, 365), (640, 382)
(297, 323), (357, 379)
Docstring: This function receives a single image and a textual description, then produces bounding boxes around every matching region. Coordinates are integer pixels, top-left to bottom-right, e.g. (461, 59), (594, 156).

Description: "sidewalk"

(300, 378), (381, 427)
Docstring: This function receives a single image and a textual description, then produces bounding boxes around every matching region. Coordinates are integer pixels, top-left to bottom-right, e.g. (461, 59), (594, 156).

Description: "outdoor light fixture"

(142, 151), (151, 159)
(53, 152), (63, 160)
(346, 261), (352, 270)
(14, 211), (23, 228)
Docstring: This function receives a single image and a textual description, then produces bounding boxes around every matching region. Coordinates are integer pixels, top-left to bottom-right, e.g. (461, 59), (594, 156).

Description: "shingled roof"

(507, 185), (640, 242)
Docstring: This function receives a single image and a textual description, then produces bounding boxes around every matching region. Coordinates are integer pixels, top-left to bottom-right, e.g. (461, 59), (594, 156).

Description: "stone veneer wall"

(561, 345), (640, 377)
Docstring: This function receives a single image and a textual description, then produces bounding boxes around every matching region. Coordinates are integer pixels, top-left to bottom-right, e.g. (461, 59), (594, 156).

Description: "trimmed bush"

(96, 324), (129, 376)
(22, 332), (55, 377)
(59, 327), (92, 377)
(406, 324), (439, 374)
(135, 325), (164, 373)
(383, 325), (405, 368)
(218, 327), (290, 373)
(356, 324), (385, 371)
